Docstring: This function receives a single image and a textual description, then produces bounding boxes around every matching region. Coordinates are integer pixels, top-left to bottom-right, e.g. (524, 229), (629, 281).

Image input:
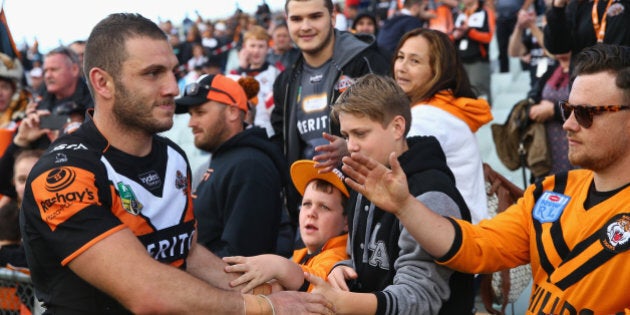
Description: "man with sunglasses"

(175, 74), (289, 259)
(20, 13), (333, 314)
(339, 44), (630, 314)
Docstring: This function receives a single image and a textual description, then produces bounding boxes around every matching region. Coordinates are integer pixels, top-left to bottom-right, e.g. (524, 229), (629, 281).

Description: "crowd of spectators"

(1, 0), (630, 313)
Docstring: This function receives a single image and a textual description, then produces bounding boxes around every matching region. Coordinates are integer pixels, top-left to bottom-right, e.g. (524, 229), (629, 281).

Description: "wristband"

(243, 294), (273, 315)
(258, 294), (276, 315)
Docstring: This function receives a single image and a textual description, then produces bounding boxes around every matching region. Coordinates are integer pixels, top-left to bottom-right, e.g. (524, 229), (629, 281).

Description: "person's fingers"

(240, 278), (262, 294)
(343, 267), (358, 279)
(302, 292), (335, 314)
(316, 165), (335, 173)
(304, 272), (325, 286)
(230, 271), (256, 288)
(341, 157), (365, 182)
(321, 132), (336, 142)
(327, 270), (349, 291)
(224, 263), (249, 273)
(388, 152), (401, 175)
(343, 176), (364, 195)
(350, 152), (374, 170)
(222, 256), (245, 264)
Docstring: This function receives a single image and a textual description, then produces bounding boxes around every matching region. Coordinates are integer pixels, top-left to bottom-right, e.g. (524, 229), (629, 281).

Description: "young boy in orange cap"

(223, 159), (349, 292)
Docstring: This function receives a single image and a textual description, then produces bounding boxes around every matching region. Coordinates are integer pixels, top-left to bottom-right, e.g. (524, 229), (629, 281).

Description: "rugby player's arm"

(185, 230), (244, 291)
(68, 228), (245, 314)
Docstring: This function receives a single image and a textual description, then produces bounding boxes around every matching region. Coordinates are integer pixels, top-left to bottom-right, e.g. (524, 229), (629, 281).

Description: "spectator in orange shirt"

(223, 159), (349, 292)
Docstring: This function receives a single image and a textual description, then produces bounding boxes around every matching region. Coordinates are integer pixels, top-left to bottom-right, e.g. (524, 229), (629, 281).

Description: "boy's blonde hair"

(243, 25), (270, 43)
(331, 74), (411, 136)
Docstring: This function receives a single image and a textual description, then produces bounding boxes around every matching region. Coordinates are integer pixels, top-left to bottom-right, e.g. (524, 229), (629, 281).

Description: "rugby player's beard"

(112, 79), (174, 134)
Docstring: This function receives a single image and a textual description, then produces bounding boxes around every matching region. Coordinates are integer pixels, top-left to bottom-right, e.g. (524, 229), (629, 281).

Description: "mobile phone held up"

(39, 114), (69, 130)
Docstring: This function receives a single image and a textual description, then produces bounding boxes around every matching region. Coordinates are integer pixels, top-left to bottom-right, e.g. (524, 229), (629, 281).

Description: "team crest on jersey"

(607, 2), (624, 16)
(175, 170), (187, 190)
(533, 191), (569, 223)
(601, 213), (630, 253)
(117, 181), (143, 215)
(335, 75), (355, 93)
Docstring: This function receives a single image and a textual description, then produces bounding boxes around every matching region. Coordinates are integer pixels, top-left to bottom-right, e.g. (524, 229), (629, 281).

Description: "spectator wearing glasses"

(176, 74), (290, 259)
(339, 44), (630, 314)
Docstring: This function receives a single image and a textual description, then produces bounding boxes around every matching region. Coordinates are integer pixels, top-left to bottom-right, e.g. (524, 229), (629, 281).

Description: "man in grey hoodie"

(271, 0), (389, 223)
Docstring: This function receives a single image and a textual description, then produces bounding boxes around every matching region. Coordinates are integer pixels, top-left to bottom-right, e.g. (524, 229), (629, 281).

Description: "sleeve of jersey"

(467, 10), (495, 44)
(24, 157), (123, 266)
(435, 185), (537, 274)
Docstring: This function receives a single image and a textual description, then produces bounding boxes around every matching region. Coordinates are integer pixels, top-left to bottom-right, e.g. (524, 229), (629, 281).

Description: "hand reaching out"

(327, 265), (357, 291)
(306, 272), (343, 309)
(313, 132), (348, 173)
(341, 152), (412, 216)
(223, 254), (304, 293)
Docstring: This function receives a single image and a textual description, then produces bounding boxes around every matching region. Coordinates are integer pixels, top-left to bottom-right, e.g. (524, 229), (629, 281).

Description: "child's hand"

(223, 255), (280, 293)
(327, 265), (357, 291)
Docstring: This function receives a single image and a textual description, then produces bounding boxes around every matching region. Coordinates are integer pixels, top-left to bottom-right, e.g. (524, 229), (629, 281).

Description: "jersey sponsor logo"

(33, 167), (101, 231)
(297, 115), (328, 135)
(302, 93), (327, 113)
(44, 167), (76, 191)
(309, 73), (323, 83)
(533, 191), (569, 223)
(529, 284), (593, 314)
(335, 75), (354, 93)
(116, 181), (143, 215)
(601, 213), (630, 253)
(50, 143), (88, 152)
(138, 170), (161, 189)
(140, 221), (195, 263)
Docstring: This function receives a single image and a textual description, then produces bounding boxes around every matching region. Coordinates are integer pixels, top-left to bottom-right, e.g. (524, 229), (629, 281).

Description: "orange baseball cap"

(290, 160), (350, 198)
(175, 74), (248, 113)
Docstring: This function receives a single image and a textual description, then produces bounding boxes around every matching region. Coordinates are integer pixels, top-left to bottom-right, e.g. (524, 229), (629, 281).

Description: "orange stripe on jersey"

(32, 166), (102, 231)
(183, 178), (195, 222)
(61, 225), (126, 266)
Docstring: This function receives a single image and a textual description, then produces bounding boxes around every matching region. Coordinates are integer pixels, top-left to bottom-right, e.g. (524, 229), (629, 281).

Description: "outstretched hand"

(327, 265), (357, 291)
(223, 255), (280, 293)
(313, 132), (348, 173)
(305, 272), (342, 310)
(341, 152), (411, 215)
